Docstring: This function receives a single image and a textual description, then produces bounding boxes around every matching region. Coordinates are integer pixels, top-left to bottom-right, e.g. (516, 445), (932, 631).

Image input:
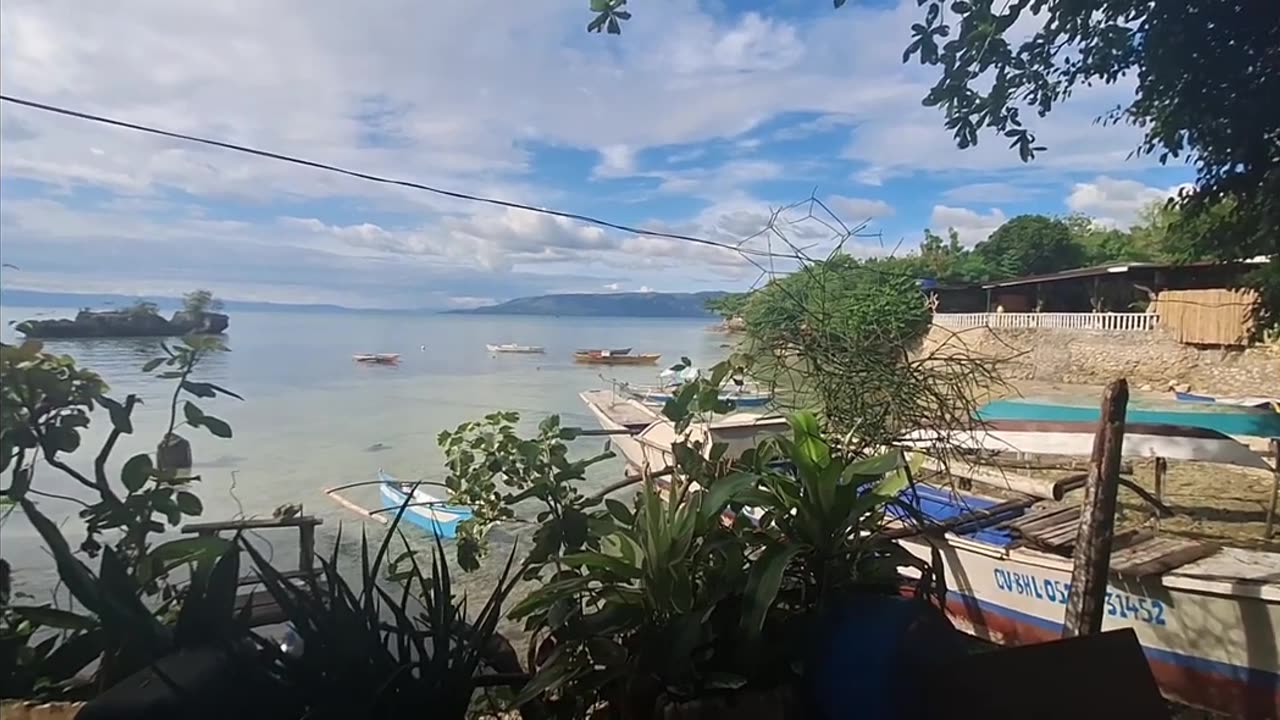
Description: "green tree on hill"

(182, 289), (224, 315)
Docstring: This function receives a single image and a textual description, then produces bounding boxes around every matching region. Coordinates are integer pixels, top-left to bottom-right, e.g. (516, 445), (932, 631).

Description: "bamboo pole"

(324, 488), (387, 524)
(1266, 438), (1279, 539)
(1153, 456), (1167, 529)
(1062, 378), (1129, 638)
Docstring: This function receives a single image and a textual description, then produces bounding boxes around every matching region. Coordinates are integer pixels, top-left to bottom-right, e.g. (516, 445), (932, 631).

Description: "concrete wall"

(919, 325), (1280, 396)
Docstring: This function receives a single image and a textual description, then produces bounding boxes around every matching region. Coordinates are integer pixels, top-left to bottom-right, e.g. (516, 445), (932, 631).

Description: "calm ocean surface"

(0, 307), (731, 600)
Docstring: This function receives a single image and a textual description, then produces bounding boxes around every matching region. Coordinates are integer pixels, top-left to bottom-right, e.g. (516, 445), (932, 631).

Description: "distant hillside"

(449, 291), (727, 317)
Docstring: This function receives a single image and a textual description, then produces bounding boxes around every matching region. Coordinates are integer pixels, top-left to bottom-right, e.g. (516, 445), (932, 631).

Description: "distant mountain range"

(448, 291), (727, 317)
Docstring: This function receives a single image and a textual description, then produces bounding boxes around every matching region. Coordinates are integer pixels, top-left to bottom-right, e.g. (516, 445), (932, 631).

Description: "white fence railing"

(932, 312), (1160, 332)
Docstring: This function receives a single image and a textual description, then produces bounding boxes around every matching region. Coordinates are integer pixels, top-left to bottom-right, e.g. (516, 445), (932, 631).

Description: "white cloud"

(602, 282), (621, 291)
(593, 145), (636, 178)
(826, 195), (894, 220)
(929, 205), (1008, 245)
(941, 182), (1042, 203)
(1065, 176), (1191, 228)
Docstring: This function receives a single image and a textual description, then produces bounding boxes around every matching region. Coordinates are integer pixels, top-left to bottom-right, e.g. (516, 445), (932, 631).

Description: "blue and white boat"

(978, 396), (1280, 439)
(377, 469), (473, 538)
(1173, 390), (1280, 412)
(623, 365), (774, 409)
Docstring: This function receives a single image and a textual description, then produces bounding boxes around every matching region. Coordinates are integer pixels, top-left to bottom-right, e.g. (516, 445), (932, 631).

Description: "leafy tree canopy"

(182, 289), (223, 315)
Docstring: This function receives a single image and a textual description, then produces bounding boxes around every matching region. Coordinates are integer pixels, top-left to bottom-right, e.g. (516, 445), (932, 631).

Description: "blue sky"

(0, 0), (1194, 308)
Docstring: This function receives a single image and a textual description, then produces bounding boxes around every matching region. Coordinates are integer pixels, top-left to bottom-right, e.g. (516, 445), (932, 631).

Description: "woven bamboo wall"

(1151, 288), (1259, 346)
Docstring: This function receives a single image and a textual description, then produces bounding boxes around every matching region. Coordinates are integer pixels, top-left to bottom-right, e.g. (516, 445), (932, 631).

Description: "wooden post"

(298, 518), (316, 575)
(1266, 438), (1279, 539)
(1152, 456), (1167, 528)
(1062, 379), (1129, 638)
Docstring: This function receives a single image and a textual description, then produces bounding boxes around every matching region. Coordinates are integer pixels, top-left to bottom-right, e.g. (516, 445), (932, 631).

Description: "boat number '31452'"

(992, 567), (1168, 626)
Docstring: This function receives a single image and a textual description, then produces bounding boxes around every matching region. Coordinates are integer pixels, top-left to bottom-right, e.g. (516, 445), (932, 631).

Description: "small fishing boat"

(576, 347), (632, 355)
(376, 469), (472, 538)
(1174, 390), (1280, 412)
(900, 418), (1271, 470)
(353, 353), (400, 365)
(620, 365), (773, 408)
(573, 350), (661, 365)
(978, 396), (1280, 439)
(486, 343), (545, 354)
(579, 389), (787, 473)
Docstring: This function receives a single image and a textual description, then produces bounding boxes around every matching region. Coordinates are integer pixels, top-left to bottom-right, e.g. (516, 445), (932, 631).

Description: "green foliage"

(182, 288), (224, 315)
(444, 374), (938, 717)
(973, 215), (1083, 280)
(438, 411), (614, 572)
(241, 518), (519, 719)
(1, 338), (241, 699)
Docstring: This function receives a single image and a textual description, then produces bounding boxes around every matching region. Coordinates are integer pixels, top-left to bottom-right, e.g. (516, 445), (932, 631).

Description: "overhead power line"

(0, 94), (808, 262)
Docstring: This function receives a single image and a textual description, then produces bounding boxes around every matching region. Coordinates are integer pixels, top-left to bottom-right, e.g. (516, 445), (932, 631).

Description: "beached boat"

(1174, 390), (1280, 412)
(573, 350), (661, 365)
(978, 396), (1280, 439)
(486, 343), (545, 354)
(352, 353), (400, 365)
(889, 485), (1280, 719)
(900, 418), (1271, 470)
(376, 469), (472, 538)
(579, 388), (787, 472)
(626, 384), (773, 408)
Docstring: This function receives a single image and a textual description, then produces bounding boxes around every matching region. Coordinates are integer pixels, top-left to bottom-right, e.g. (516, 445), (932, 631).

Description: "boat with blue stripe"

(376, 469), (473, 538)
(891, 484), (1280, 718)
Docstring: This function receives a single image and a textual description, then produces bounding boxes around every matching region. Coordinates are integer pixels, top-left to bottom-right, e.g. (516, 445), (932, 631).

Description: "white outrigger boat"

(486, 343), (545, 354)
(579, 388), (788, 474)
(895, 418), (1278, 717)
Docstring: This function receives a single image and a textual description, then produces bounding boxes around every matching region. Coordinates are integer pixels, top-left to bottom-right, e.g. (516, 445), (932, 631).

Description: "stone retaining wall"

(919, 325), (1280, 396)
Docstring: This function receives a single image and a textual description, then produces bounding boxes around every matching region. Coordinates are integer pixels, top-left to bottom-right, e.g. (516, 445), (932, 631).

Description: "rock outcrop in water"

(16, 309), (229, 338)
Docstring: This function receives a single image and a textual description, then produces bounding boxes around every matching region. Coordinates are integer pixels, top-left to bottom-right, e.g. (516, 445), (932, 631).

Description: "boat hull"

(573, 352), (661, 365)
(980, 397), (1280, 439)
(377, 472), (472, 538)
(897, 534), (1280, 718)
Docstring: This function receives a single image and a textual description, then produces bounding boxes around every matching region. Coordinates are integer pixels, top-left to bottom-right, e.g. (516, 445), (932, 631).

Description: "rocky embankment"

(16, 310), (229, 338)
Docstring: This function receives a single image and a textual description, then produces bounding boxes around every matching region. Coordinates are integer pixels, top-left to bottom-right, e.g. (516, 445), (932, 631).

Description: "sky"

(0, 0), (1196, 309)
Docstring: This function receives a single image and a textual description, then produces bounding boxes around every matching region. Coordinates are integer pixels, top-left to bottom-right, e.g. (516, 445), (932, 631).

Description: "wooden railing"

(932, 312), (1159, 332)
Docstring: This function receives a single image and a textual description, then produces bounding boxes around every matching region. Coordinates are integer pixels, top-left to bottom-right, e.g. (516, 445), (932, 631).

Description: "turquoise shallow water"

(0, 306), (732, 599)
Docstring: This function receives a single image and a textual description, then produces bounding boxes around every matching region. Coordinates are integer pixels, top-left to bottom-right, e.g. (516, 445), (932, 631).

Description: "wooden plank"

(1120, 541), (1219, 577)
(182, 516), (322, 534)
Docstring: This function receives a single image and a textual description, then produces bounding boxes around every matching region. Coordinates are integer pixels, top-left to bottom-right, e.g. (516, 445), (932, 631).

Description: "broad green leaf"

(121, 453), (153, 493)
(182, 401), (205, 426)
(841, 450), (904, 479)
(741, 541), (805, 638)
(180, 381), (217, 398)
(141, 358), (165, 373)
(604, 498), (633, 525)
(140, 536), (231, 584)
(176, 490), (203, 516)
(11, 605), (98, 631)
(198, 415), (232, 438)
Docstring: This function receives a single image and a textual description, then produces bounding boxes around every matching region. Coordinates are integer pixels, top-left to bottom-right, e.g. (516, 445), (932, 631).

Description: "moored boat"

(900, 418), (1271, 470)
(1174, 390), (1280, 412)
(376, 469), (472, 538)
(353, 353), (401, 365)
(978, 396), (1280, 439)
(486, 343), (545, 354)
(573, 350), (661, 365)
(889, 485), (1280, 719)
(579, 388), (787, 473)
